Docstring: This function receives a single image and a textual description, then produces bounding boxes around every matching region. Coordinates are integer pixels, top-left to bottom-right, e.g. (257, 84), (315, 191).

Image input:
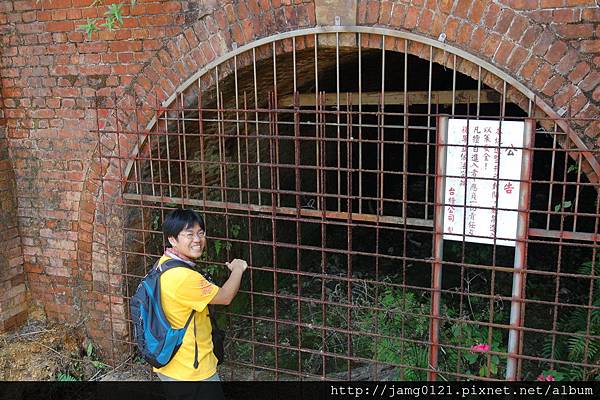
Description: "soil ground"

(0, 307), (392, 381)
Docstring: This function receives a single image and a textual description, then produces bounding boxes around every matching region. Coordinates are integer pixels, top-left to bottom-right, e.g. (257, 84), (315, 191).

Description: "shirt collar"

(164, 248), (196, 267)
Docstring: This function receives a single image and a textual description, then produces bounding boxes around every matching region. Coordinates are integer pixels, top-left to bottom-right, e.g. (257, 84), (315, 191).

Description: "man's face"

(168, 223), (206, 259)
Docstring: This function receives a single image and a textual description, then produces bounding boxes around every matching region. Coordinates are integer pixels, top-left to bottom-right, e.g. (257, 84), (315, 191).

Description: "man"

(154, 208), (247, 391)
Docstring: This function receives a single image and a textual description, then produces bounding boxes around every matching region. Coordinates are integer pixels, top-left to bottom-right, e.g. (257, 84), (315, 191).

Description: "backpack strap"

(156, 257), (200, 369)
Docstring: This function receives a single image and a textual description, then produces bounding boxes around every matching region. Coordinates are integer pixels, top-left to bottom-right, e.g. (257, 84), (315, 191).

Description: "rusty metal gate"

(95, 27), (600, 381)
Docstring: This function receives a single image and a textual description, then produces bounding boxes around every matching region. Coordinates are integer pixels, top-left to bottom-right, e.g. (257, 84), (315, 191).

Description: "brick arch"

(77, 2), (600, 358)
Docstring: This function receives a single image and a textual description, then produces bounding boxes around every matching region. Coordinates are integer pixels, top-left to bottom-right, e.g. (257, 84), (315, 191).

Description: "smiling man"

(153, 208), (247, 397)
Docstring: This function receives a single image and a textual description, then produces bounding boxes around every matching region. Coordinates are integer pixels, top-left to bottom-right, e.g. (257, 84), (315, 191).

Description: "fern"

(57, 372), (78, 382)
(540, 256), (600, 380)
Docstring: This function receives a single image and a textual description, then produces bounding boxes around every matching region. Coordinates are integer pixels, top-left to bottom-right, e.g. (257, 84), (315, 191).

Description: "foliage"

(38, 1), (137, 40)
(57, 372), (79, 381)
(541, 256), (600, 381)
(55, 340), (109, 381)
(200, 223), (241, 282)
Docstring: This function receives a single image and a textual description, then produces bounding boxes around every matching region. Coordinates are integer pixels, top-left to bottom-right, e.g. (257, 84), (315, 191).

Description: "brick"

(533, 63), (553, 89)
(495, 9), (515, 34)
(556, 49), (579, 75)
(568, 62), (591, 84)
(467, 1), (484, 23)
(46, 21), (74, 32)
(580, 40), (600, 53)
(582, 7), (600, 21)
(540, 0), (564, 7)
(493, 40), (514, 65)
(555, 23), (595, 39)
(482, 33), (502, 59)
(545, 41), (568, 64)
(507, 15), (527, 41)
(455, 0), (472, 19)
(580, 71), (600, 92)
(483, 2), (501, 28)
(404, 7), (419, 29)
(365, 0), (380, 24)
(553, 9), (580, 23)
(593, 85), (600, 102)
(509, 0), (539, 9)
(542, 75), (566, 97)
(531, 30), (555, 57)
(418, 9), (434, 33)
(507, 46), (528, 70)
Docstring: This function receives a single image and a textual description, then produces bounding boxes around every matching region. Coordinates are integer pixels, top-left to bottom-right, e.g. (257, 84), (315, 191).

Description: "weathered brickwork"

(0, 122), (26, 331)
(0, 0), (599, 358)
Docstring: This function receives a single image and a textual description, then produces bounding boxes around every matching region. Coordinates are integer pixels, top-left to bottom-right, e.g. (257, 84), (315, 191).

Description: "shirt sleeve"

(175, 270), (220, 312)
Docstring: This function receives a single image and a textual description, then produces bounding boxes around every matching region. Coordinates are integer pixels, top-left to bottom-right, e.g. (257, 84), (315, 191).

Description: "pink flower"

(470, 343), (491, 353)
(536, 373), (555, 381)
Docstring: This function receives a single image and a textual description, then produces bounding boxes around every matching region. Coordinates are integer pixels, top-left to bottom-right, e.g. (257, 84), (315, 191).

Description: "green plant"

(554, 200), (572, 213)
(57, 372), (79, 381)
(541, 257), (600, 380)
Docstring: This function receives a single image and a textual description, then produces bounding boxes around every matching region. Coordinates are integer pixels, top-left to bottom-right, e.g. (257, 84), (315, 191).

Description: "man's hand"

(226, 258), (248, 273)
(211, 259), (248, 305)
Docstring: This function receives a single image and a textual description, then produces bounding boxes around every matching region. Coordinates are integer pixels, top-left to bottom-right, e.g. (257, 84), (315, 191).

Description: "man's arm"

(209, 259), (247, 305)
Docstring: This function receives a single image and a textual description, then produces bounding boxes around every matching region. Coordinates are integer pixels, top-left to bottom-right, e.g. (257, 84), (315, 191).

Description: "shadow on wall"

(0, 128), (27, 332)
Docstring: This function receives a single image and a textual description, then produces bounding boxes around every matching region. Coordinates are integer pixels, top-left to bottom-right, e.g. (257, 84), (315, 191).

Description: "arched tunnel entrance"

(97, 29), (599, 381)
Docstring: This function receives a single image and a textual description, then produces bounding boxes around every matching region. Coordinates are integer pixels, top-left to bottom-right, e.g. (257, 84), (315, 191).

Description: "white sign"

(443, 119), (525, 246)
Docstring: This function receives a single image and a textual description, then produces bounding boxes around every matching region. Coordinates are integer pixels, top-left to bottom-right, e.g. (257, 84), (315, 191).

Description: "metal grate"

(94, 28), (600, 381)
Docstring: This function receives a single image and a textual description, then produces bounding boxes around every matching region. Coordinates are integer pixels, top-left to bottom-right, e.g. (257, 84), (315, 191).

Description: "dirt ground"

(0, 307), (269, 381)
(0, 308), (393, 381)
(0, 308), (151, 381)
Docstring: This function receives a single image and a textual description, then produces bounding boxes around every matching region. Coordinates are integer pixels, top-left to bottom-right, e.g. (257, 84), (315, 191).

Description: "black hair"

(162, 208), (205, 241)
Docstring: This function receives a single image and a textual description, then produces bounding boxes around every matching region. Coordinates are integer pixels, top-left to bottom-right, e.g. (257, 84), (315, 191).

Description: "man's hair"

(162, 208), (205, 241)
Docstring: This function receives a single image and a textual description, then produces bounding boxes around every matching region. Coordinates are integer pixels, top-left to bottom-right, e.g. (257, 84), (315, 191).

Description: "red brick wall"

(0, 0), (599, 357)
(0, 111), (26, 331)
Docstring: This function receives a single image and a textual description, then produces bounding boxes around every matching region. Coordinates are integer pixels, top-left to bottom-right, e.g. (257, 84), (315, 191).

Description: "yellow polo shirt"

(153, 256), (220, 380)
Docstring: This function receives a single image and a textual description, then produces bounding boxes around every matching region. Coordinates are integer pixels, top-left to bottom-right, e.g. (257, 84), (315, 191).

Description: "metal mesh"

(94, 31), (600, 381)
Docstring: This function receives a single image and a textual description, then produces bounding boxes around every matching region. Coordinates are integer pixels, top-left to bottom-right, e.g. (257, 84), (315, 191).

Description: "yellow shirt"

(153, 255), (220, 380)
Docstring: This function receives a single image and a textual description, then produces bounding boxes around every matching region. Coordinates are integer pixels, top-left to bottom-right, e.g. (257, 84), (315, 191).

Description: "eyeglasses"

(179, 230), (206, 240)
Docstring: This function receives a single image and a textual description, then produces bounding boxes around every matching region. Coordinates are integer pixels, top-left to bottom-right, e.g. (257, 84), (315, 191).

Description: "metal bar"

(429, 116), (448, 380)
(452, 54), (456, 116)
(215, 67), (225, 202)
(180, 92), (189, 200)
(336, 31), (341, 212)
(546, 125), (558, 230)
(164, 111), (173, 197)
(379, 35), (386, 218)
(272, 42), (281, 208)
(573, 152), (582, 232)
(319, 91), (327, 378)
(506, 119), (534, 380)
(120, 192), (600, 243)
(345, 92), (354, 379)
(198, 81), (207, 205)
(253, 47), (262, 206)
(400, 40), (409, 380)
(358, 33), (363, 215)
(234, 53), (243, 203)
(425, 46), (433, 220)
(293, 90), (302, 375)
(268, 91), (280, 378)
(477, 66), (481, 117)
(242, 93), (258, 380)
(315, 34), (321, 211)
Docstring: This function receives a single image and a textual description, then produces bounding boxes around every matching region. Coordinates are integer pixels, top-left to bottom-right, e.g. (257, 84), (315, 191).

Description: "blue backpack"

(130, 259), (200, 369)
